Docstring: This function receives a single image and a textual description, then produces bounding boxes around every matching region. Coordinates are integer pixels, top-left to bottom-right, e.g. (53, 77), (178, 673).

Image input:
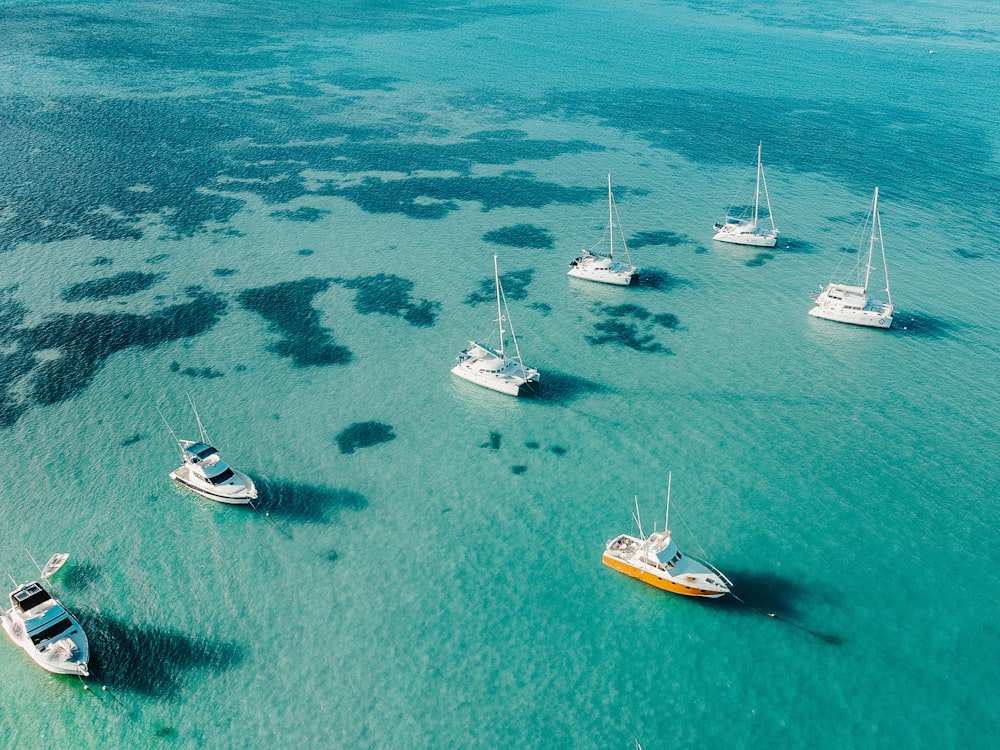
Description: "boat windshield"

(29, 617), (74, 646)
(655, 547), (682, 567)
(208, 467), (235, 485)
(12, 583), (52, 612)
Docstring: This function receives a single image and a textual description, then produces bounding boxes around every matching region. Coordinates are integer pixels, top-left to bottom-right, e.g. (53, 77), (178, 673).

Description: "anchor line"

(246, 497), (293, 540)
(246, 484), (334, 562)
(81, 666), (127, 709)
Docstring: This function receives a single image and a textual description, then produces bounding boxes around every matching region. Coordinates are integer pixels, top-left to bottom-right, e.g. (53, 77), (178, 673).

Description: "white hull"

(451, 360), (539, 397)
(808, 303), (893, 328)
(569, 175), (636, 285)
(170, 465), (257, 504)
(712, 224), (778, 247)
(713, 144), (778, 248)
(810, 188), (894, 329)
(567, 258), (636, 285)
(3, 584), (89, 676)
(162, 400), (258, 505)
(453, 257), (539, 397)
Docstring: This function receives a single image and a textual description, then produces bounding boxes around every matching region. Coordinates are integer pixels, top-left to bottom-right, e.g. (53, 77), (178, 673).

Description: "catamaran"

(568, 174), (637, 285)
(2, 554), (90, 676)
(809, 187), (894, 328)
(713, 143), (778, 247)
(160, 396), (258, 504)
(602, 474), (731, 598)
(452, 256), (540, 397)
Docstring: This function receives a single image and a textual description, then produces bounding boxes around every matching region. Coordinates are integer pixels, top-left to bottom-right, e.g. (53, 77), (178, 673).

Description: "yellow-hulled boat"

(602, 475), (731, 598)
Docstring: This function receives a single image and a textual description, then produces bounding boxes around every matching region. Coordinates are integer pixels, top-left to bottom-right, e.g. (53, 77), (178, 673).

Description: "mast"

(609, 177), (633, 267)
(863, 188), (878, 294)
(753, 142), (762, 229)
(633, 495), (645, 539)
(758, 143), (775, 232)
(874, 187), (892, 305)
(607, 173), (614, 260)
(493, 254), (505, 358)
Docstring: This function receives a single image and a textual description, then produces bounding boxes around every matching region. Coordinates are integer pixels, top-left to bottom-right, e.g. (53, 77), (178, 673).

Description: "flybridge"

(12, 582), (52, 613)
(184, 442), (219, 462)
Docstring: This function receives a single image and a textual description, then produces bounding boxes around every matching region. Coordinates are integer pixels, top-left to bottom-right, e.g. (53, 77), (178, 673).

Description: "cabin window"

(30, 617), (74, 646)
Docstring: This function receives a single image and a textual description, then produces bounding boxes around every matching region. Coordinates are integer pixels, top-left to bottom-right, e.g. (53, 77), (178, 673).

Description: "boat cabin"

(655, 543), (682, 570)
(11, 582), (52, 613)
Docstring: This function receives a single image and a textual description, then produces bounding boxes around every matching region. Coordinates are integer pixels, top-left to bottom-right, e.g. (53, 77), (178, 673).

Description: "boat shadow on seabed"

(715, 570), (844, 646)
(885, 310), (954, 339)
(73, 611), (245, 699)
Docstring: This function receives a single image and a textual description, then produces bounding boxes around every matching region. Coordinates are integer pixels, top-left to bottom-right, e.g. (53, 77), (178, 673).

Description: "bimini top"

(182, 442), (219, 462)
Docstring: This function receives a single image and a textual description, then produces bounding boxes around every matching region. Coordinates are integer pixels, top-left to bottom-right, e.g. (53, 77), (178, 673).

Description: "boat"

(809, 187), (894, 328)
(159, 396), (258, 504)
(602, 474), (731, 598)
(2, 555), (90, 676)
(568, 174), (637, 285)
(452, 255), (540, 397)
(40, 553), (69, 580)
(712, 143), (778, 247)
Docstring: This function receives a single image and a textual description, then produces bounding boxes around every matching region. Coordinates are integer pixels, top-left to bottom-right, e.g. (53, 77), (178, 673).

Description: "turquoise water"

(0, 0), (998, 747)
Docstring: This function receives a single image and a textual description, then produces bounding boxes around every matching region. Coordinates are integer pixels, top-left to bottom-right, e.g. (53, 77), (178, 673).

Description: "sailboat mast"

(753, 142), (762, 228)
(863, 188), (878, 293)
(873, 187), (892, 305)
(607, 173), (614, 260)
(493, 254), (505, 358)
(759, 144), (775, 232)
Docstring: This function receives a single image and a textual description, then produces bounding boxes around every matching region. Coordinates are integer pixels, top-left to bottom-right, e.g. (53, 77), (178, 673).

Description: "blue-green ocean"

(1, 1), (998, 747)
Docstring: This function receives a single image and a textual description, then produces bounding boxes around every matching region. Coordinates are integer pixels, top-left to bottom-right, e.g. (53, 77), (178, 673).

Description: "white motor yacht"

(161, 396), (258, 504)
(2, 579), (90, 676)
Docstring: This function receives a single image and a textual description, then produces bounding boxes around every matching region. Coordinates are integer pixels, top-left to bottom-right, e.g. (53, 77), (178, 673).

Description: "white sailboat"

(809, 187), (894, 329)
(602, 473), (731, 598)
(2, 554), (90, 676)
(568, 174), (637, 285)
(160, 396), (258, 504)
(452, 255), (540, 397)
(713, 143), (778, 247)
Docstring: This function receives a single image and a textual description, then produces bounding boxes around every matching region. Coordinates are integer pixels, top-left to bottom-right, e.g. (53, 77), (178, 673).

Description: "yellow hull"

(602, 553), (726, 598)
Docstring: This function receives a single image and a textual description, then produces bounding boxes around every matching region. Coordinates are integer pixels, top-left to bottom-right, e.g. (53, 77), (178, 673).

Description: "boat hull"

(808, 305), (893, 328)
(567, 262), (636, 286)
(170, 466), (256, 504)
(602, 552), (728, 598)
(2, 611), (90, 676)
(712, 226), (777, 247)
(809, 285), (893, 329)
(451, 363), (538, 397)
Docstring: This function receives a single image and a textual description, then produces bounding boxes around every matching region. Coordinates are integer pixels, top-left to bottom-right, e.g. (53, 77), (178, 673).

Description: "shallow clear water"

(0, 1), (998, 747)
